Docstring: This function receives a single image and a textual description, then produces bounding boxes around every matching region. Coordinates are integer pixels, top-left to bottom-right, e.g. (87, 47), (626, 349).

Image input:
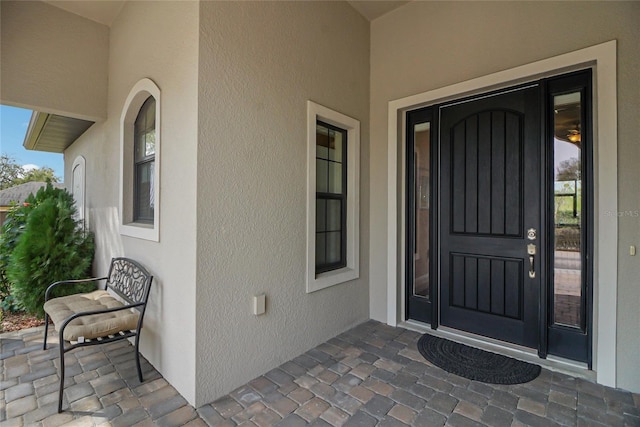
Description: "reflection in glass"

(316, 159), (328, 193)
(315, 121), (347, 273)
(134, 96), (156, 222)
(327, 200), (341, 231)
(326, 232), (341, 264)
(316, 233), (326, 265)
(316, 199), (326, 232)
(413, 122), (430, 300)
(330, 130), (343, 162)
(553, 91), (583, 328)
(135, 97), (156, 159)
(328, 162), (342, 194)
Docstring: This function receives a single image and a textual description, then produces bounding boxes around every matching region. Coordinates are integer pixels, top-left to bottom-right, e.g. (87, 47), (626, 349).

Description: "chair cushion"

(44, 290), (139, 341)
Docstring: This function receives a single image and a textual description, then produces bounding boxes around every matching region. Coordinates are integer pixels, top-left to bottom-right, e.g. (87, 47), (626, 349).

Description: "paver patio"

(1, 320), (639, 426)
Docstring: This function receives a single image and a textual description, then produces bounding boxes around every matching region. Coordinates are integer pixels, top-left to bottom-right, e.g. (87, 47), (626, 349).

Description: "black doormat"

(417, 334), (541, 384)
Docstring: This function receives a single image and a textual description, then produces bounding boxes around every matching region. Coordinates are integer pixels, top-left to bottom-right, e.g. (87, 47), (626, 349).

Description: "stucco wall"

(196, 1), (370, 406)
(63, 1), (200, 403)
(369, 1), (640, 392)
(0, 1), (108, 120)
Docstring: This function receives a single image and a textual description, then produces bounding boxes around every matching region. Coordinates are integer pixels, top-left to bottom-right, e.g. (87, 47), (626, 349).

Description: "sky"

(0, 105), (64, 182)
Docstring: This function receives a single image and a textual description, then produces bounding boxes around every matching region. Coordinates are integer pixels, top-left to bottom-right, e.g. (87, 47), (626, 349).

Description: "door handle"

(527, 244), (536, 278)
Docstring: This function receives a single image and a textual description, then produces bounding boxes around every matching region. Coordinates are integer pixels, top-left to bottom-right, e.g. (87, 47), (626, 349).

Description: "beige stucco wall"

(369, 1), (640, 392)
(0, 1), (108, 120)
(196, 1), (370, 406)
(62, 1), (200, 403)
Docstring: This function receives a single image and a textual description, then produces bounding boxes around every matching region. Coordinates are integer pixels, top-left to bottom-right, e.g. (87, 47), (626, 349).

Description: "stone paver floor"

(2, 320), (639, 426)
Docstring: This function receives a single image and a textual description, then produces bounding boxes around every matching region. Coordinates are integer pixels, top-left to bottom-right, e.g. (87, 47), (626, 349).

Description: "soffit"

(23, 112), (94, 154)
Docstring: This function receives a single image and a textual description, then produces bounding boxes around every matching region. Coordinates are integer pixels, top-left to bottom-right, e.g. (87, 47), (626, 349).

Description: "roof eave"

(23, 111), (94, 154)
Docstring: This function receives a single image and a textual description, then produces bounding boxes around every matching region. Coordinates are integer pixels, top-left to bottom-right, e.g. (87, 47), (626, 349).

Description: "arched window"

(134, 97), (156, 223)
(120, 78), (161, 241)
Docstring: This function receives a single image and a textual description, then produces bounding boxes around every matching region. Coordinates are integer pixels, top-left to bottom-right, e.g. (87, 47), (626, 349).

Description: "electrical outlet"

(630, 245), (636, 256)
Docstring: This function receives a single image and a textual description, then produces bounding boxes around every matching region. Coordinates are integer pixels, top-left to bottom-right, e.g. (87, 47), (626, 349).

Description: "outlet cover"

(253, 294), (266, 315)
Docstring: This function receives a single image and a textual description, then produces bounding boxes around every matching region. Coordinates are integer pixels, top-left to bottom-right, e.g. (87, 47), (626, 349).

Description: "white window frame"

(306, 101), (360, 293)
(119, 78), (161, 242)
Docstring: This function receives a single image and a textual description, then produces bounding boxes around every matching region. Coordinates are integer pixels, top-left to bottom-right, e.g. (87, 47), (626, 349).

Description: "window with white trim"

(306, 101), (360, 293)
(120, 78), (161, 241)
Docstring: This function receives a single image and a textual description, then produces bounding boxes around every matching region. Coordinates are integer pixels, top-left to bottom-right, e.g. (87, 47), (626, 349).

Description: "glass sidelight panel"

(552, 91), (583, 328)
(413, 122), (431, 299)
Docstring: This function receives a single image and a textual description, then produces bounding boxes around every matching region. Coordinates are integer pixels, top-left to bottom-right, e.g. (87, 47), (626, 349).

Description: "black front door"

(439, 85), (542, 349)
(406, 70), (592, 362)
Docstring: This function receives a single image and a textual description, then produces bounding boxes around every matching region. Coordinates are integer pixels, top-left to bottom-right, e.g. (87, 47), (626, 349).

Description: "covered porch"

(2, 321), (639, 426)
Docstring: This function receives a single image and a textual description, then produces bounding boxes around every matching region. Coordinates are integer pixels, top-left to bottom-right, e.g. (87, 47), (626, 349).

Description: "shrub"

(5, 185), (94, 317)
(0, 203), (35, 313)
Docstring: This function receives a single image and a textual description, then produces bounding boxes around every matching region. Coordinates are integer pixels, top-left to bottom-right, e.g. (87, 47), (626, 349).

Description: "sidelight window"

(552, 90), (586, 329)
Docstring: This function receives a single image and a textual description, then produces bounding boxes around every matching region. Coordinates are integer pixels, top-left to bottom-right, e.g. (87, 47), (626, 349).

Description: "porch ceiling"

(24, 0), (406, 154)
(43, 0), (125, 27)
(347, 1), (409, 21)
(44, 0), (408, 26)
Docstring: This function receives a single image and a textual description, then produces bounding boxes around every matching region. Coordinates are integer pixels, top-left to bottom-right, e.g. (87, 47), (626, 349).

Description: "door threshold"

(400, 320), (595, 381)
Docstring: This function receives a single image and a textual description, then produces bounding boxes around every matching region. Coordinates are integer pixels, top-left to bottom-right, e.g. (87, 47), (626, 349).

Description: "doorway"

(406, 70), (592, 364)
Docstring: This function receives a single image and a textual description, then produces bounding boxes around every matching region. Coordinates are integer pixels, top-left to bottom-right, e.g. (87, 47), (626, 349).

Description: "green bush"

(1, 203), (36, 313)
(1, 184), (66, 311)
(4, 184), (94, 318)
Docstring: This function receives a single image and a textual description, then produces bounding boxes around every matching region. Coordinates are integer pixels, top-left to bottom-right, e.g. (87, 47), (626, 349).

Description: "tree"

(12, 167), (59, 186)
(556, 157), (581, 181)
(0, 153), (60, 190)
(0, 154), (24, 190)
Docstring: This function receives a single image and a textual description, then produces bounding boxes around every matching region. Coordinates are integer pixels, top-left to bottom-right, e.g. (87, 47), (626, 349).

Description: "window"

(315, 121), (347, 273)
(71, 156), (86, 228)
(134, 97), (156, 223)
(120, 78), (161, 241)
(306, 101), (359, 293)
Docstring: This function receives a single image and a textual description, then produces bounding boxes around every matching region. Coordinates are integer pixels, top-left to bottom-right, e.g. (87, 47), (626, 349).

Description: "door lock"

(527, 244), (536, 278)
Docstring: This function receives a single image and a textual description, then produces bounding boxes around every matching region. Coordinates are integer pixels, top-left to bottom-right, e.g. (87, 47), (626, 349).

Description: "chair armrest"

(59, 302), (145, 332)
(45, 277), (109, 302)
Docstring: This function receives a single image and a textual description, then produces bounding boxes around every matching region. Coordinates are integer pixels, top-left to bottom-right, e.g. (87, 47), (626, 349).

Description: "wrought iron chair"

(43, 257), (153, 412)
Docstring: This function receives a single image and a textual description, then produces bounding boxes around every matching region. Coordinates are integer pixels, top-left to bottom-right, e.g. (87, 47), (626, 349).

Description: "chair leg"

(134, 334), (143, 383)
(57, 331), (65, 413)
(43, 313), (49, 350)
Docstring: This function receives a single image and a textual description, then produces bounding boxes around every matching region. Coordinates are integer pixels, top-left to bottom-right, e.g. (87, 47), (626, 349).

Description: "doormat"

(417, 334), (541, 384)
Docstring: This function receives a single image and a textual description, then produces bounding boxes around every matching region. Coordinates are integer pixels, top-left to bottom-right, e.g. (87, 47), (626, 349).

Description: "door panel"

(440, 85), (542, 349)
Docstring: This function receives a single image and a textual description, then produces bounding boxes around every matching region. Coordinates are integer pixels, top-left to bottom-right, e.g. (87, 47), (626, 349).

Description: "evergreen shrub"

(3, 183), (94, 317)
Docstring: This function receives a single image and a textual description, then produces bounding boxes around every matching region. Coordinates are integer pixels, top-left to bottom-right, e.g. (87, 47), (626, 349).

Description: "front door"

(406, 70), (592, 363)
(439, 85), (542, 349)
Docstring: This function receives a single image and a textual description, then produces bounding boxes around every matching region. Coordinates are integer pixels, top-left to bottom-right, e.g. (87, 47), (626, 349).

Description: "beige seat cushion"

(44, 290), (139, 341)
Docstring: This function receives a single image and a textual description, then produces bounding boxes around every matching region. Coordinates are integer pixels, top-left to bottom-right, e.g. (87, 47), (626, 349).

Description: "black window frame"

(315, 120), (348, 275)
(133, 96), (156, 224)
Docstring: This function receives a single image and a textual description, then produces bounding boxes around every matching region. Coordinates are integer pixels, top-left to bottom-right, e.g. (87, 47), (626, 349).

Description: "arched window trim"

(119, 78), (161, 242)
